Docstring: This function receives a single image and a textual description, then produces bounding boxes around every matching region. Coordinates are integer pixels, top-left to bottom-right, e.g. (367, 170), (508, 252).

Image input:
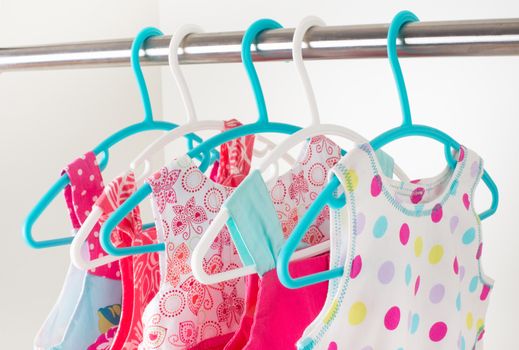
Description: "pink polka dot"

(384, 306), (401, 330)
(399, 223), (410, 246)
(478, 329), (485, 341)
(371, 175), (382, 197)
(458, 147), (465, 162)
(462, 193), (470, 210)
(414, 275), (421, 295)
(480, 285), (491, 301)
(350, 255), (362, 279)
(476, 243), (483, 260)
(429, 322), (448, 342)
(410, 187), (425, 204)
(453, 257), (459, 275)
(431, 204), (443, 223)
(328, 341), (337, 350)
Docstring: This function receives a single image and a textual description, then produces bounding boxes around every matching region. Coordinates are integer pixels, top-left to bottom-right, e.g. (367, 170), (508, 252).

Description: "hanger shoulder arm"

(99, 183), (164, 256)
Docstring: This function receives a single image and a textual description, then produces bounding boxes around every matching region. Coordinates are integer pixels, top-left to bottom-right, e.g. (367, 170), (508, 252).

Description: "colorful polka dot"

(450, 216), (459, 234)
(409, 313), (420, 334)
(344, 169), (359, 192)
(462, 227), (476, 245)
(476, 318), (484, 331)
(399, 223), (410, 245)
(471, 160), (480, 177)
(350, 255), (363, 279)
(429, 321), (448, 342)
(459, 335), (466, 350)
(371, 175), (382, 197)
(456, 293), (462, 311)
(466, 312), (473, 329)
(462, 193), (470, 210)
(327, 341), (337, 350)
(459, 266), (466, 282)
(414, 237), (424, 257)
(429, 284), (445, 304)
(414, 275), (421, 295)
(348, 302), (367, 325)
(356, 212), (366, 235)
(405, 264), (412, 286)
(411, 187), (425, 204)
(431, 203), (443, 223)
(453, 257), (459, 275)
(384, 306), (401, 330)
(428, 245), (444, 265)
(378, 261), (395, 284)
(476, 242), (483, 260)
(469, 276), (479, 293)
(480, 284), (491, 301)
(373, 215), (388, 238)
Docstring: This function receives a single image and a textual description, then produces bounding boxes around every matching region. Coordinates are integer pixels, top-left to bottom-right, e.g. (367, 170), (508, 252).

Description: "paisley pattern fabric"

(298, 144), (493, 350)
(87, 172), (161, 350)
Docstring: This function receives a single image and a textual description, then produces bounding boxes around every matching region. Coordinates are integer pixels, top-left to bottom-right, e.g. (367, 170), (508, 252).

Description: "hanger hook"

(169, 24), (203, 124)
(131, 27), (164, 124)
(241, 19), (283, 124)
(387, 11), (419, 127)
(293, 16), (325, 126)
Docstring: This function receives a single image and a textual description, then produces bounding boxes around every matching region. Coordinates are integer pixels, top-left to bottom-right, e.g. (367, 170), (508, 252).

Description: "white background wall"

(0, 0), (518, 349)
(0, 0), (164, 348)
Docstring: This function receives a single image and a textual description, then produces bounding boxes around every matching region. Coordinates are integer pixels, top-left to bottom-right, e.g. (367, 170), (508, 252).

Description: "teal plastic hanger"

(100, 18), (302, 257)
(23, 27), (213, 249)
(276, 10), (499, 289)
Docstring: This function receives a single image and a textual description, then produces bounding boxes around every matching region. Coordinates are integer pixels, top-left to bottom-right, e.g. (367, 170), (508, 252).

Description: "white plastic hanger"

(192, 16), (411, 285)
(130, 24), (294, 181)
(70, 24), (294, 271)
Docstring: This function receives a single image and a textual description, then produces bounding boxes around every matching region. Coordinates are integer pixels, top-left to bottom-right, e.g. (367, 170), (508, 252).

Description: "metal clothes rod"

(2, 18), (519, 72)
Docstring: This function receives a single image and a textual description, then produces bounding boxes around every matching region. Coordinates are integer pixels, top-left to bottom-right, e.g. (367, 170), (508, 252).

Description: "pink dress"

(224, 136), (341, 350)
(139, 120), (256, 350)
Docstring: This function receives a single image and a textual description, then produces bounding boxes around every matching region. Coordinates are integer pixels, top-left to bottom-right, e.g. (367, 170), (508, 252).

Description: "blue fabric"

(51, 275), (122, 350)
(225, 170), (285, 276)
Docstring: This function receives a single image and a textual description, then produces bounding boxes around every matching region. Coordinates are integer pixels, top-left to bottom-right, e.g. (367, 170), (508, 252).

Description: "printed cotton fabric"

(298, 144), (493, 350)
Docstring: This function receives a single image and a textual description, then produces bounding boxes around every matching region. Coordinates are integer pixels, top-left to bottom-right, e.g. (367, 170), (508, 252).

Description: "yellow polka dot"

(324, 299), (339, 325)
(428, 245), (444, 265)
(348, 301), (367, 326)
(466, 312), (474, 330)
(476, 318), (484, 331)
(344, 169), (359, 192)
(414, 236), (423, 257)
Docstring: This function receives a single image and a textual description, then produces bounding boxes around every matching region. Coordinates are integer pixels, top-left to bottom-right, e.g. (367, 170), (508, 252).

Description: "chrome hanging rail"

(2, 18), (519, 72)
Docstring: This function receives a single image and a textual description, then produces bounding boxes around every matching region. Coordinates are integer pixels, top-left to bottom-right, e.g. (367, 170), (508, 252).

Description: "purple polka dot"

(356, 212), (366, 235)
(384, 306), (401, 330)
(400, 223), (410, 245)
(471, 160), (480, 177)
(429, 322), (448, 342)
(350, 255), (363, 279)
(450, 216), (459, 234)
(459, 266), (466, 282)
(378, 261), (395, 284)
(429, 284), (446, 304)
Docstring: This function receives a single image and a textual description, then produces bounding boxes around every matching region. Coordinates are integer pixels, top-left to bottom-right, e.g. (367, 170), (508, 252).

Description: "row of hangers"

(24, 11), (499, 290)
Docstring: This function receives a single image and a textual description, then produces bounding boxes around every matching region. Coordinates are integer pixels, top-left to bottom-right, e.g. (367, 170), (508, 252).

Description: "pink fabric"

(63, 152), (120, 280)
(244, 253), (329, 350)
(139, 120), (256, 350)
(224, 136), (341, 350)
(216, 119), (255, 187)
(87, 172), (161, 350)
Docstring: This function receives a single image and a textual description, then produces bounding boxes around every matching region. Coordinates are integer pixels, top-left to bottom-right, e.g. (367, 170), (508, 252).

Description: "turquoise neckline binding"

(361, 143), (467, 217)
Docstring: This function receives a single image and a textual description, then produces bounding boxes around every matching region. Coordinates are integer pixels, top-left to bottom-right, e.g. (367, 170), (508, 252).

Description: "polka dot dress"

(297, 144), (493, 350)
